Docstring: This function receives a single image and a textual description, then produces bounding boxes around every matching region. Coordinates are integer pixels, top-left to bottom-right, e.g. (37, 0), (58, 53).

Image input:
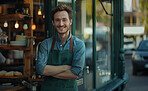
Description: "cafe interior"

(0, 0), (45, 90)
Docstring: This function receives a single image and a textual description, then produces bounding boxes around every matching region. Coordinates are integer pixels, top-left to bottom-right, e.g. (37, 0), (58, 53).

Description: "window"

(57, 0), (112, 90)
(75, 0), (94, 90)
(95, 0), (112, 85)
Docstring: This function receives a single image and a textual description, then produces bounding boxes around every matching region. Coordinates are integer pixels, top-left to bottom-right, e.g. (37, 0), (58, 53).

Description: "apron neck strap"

(50, 35), (73, 53)
(69, 35), (73, 53)
(50, 36), (56, 52)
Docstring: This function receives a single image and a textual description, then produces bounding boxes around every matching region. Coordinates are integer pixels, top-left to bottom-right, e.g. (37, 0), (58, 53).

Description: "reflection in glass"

(75, 0), (94, 90)
(95, 1), (111, 85)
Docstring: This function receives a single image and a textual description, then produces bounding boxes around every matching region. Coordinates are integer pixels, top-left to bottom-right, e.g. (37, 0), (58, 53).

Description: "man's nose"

(59, 20), (64, 26)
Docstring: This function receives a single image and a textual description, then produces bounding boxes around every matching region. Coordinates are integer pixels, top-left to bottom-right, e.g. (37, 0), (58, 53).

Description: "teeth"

(59, 27), (64, 30)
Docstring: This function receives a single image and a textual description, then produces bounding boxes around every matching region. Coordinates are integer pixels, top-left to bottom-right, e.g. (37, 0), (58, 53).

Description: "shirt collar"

(55, 31), (72, 44)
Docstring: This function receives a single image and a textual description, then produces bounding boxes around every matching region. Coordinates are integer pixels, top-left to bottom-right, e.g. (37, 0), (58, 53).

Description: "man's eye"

(55, 19), (60, 22)
(63, 19), (67, 21)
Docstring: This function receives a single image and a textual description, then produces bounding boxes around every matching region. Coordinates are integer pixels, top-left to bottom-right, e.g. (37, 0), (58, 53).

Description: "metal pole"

(72, 0), (75, 35)
(93, 0), (96, 88)
(44, 0), (52, 38)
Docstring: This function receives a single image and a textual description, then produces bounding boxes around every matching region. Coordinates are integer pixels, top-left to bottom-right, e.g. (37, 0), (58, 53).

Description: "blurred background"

(124, 0), (148, 91)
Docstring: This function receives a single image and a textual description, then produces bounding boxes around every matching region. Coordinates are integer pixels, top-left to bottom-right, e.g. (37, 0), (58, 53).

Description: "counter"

(0, 85), (28, 91)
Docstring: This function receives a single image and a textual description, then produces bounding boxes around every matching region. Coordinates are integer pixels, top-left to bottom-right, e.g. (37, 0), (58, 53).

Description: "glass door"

(95, 0), (112, 86)
(75, 0), (94, 90)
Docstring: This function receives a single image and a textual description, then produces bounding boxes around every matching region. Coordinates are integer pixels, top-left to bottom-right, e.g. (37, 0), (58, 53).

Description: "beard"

(56, 24), (70, 34)
(56, 27), (69, 34)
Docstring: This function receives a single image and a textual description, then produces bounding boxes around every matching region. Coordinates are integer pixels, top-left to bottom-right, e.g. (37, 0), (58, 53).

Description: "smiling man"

(36, 4), (85, 91)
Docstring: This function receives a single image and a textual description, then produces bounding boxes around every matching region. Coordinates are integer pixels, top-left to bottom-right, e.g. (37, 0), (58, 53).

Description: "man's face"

(52, 11), (72, 34)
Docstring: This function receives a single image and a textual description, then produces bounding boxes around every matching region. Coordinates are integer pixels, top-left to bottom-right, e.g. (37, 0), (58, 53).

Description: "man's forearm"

(53, 70), (78, 79)
(43, 65), (71, 76)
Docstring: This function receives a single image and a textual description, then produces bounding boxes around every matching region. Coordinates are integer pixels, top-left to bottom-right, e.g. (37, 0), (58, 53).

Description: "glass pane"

(58, 0), (72, 4)
(75, 0), (94, 90)
(95, 0), (112, 86)
(58, 0), (72, 3)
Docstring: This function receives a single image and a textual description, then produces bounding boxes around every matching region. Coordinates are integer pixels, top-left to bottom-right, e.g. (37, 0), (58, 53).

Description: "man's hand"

(53, 70), (79, 79)
(43, 65), (71, 76)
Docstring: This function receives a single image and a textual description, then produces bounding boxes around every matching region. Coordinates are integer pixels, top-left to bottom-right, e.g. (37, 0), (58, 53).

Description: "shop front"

(0, 0), (127, 91)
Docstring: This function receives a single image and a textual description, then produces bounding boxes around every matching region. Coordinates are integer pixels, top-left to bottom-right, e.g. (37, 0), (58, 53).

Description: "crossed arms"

(43, 65), (78, 79)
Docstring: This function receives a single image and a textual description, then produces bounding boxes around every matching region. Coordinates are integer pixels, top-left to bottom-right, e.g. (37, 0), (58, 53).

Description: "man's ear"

(52, 21), (54, 26)
(70, 19), (72, 25)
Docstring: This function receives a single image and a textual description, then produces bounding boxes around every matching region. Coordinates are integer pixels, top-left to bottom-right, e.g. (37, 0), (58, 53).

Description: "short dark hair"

(50, 4), (73, 21)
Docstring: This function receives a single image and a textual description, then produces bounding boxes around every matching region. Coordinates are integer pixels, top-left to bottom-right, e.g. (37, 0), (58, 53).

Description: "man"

(36, 4), (85, 91)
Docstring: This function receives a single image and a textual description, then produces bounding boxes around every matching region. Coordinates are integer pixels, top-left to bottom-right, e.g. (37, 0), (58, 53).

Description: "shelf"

(0, 0), (34, 79)
(29, 78), (44, 82)
(35, 37), (45, 40)
(26, 36), (36, 39)
(0, 61), (24, 67)
(0, 86), (27, 91)
(0, 76), (25, 79)
(0, 13), (31, 21)
(0, 46), (30, 50)
(35, 29), (45, 32)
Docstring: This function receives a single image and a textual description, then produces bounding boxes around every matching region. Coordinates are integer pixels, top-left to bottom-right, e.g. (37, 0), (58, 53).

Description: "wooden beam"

(23, 0), (34, 78)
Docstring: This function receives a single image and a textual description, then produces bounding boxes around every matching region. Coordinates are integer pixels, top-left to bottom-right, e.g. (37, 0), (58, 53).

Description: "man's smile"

(58, 26), (65, 30)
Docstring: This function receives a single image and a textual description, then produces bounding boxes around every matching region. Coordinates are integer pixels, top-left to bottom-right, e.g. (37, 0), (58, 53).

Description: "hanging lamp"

(4, 21), (8, 27)
(38, 0), (42, 15)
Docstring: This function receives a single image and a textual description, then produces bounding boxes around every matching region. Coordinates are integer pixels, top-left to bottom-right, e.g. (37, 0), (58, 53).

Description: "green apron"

(41, 36), (78, 91)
